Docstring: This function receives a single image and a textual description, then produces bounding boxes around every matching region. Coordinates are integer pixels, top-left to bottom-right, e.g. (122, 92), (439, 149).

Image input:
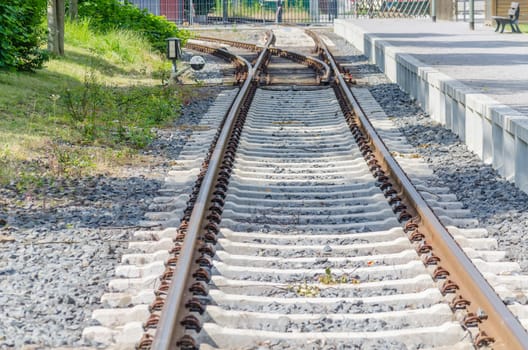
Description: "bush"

(0, 0), (49, 71)
(78, 0), (190, 53)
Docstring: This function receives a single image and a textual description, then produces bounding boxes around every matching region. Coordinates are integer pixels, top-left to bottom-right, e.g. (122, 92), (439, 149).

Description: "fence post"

(469, 0), (474, 29)
(189, 0), (194, 24)
(310, 0), (320, 22)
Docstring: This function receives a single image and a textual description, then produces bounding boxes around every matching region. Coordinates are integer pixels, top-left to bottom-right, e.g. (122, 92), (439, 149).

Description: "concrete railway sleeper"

(82, 29), (528, 350)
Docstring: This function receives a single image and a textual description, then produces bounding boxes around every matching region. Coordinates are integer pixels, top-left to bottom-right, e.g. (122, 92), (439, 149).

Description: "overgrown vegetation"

(78, 0), (191, 52)
(63, 71), (180, 148)
(0, 20), (194, 194)
(0, 0), (49, 71)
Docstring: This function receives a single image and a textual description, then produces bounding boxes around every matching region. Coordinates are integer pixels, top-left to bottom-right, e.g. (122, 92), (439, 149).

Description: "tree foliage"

(78, 0), (190, 53)
(0, 0), (49, 71)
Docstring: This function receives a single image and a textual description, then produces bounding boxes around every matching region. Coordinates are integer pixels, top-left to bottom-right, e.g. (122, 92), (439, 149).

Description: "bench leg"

(501, 22), (506, 33)
(494, 20), (501, 32)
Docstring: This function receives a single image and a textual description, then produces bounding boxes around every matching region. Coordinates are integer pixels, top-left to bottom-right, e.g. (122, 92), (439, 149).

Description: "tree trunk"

(47, 0), (58, 55)
(47, 0), (65, 56)
(57, 0), (65, 55)
(69, 0), (78, 20)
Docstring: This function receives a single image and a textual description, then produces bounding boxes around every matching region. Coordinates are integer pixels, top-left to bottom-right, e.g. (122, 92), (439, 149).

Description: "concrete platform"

(334, 19), (528, 193)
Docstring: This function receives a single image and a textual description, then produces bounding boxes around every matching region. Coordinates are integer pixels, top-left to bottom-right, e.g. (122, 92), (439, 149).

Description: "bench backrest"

(508, 2), (520, 19)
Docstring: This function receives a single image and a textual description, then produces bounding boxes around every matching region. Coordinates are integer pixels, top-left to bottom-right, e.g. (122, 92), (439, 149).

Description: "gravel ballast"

(322, 30), (528, 271)
(2, 27), (528, 348)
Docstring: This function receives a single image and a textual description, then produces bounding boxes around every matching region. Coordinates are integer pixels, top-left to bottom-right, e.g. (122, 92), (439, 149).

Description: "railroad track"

(83, 28), (528, 349)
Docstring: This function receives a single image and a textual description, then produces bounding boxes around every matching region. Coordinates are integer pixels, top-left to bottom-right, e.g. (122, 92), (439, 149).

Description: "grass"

(519, 23), (528, 33)
(0, 19), (195, 192)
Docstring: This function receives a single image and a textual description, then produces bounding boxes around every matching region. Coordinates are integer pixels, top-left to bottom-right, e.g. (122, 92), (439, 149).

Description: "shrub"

(78, 0), (190, 53)
(0, 0), (49, 71)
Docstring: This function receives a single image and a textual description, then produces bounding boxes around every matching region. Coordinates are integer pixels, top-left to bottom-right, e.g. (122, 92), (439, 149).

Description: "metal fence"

(353, 0), (430, 18)
(128, 0), (430, 24)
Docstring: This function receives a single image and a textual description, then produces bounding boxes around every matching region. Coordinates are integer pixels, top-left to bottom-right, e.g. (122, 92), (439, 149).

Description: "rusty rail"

(268, 46), (330, 84)
(309, 28), (528, 350)
(197, 34), (330, 84)
(196, 35), (265, 52)
(185, 41), (249, 84)
(141, 29), (528, 350)
(187, 31), (274, 83)
(148, 33), (274, 350)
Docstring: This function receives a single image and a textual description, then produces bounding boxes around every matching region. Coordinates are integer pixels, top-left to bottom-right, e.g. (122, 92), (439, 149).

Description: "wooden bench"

(492, 2), (521, 33)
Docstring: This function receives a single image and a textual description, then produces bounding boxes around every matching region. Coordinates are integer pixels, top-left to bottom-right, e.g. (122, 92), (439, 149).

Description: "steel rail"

(185, 41), (249, 84)
(185, 41), (249, 67)
(149, 34), (273, 350)
(196, 35), (264, 52)
(268, 46), (330, 84)
(136, 39), (257, 350)
(196, 35), (330, 83)
(310, 30), (528, 349)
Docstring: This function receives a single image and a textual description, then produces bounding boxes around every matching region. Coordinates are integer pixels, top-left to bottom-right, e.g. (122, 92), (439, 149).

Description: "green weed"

(318, 267), (360, 285)
(62, 71), (181, 148)
(51, 145), (96, 177)
(288, 280), (320, 297)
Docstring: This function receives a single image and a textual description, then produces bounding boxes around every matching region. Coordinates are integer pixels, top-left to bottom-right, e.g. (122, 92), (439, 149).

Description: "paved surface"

(337, 19), (528, 115)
